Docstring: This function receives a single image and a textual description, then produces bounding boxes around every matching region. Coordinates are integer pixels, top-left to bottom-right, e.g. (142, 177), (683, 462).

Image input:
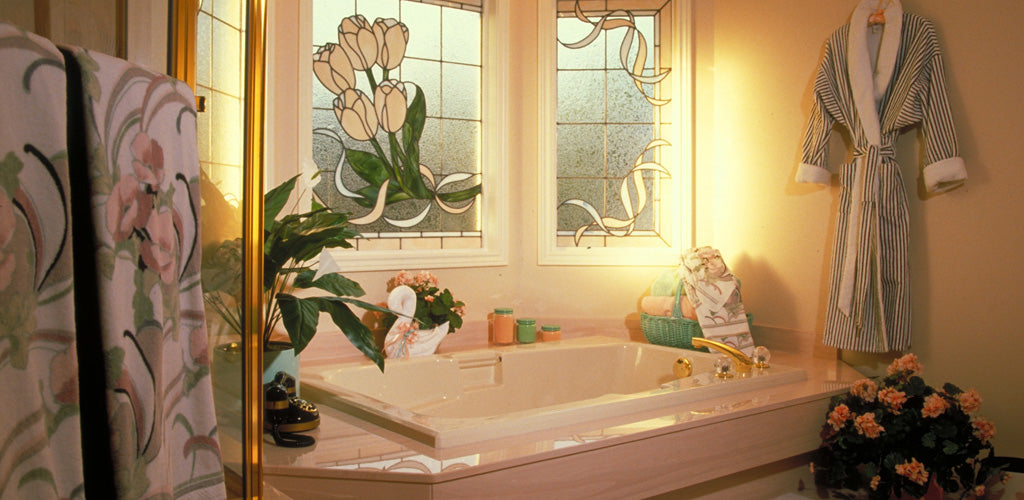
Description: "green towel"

(650, 268), (682, 297)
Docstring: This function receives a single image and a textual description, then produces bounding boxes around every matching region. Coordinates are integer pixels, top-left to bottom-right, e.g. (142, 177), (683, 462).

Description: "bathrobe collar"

(848, 0), (903, 144)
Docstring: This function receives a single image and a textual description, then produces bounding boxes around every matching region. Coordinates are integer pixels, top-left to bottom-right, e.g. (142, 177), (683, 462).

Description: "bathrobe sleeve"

(797, 35), (842, 185)
(917, 28), (967, 192)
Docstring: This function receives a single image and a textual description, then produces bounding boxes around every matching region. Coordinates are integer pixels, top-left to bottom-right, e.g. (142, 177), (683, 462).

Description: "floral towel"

(680, 247), (754, 355)
(62, 46), (225, 498)
(0, 22), (85, 499)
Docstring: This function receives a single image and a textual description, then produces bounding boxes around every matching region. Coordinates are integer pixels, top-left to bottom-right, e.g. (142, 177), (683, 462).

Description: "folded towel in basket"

(640, 295), (697, 319)
(679, 247), (754, 355)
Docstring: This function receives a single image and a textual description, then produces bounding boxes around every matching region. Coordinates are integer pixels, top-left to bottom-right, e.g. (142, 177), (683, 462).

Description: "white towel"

(679, 247), (754, 355)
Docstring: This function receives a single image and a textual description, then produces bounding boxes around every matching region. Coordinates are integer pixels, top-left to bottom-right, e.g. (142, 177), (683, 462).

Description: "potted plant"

(202, 174), (387, 377)
(811, 353), (1008, 499)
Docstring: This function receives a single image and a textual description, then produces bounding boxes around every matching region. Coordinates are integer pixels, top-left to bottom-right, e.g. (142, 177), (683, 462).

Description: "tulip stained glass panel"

(552, 0), (678, 252)
(310, 0), (485, 247)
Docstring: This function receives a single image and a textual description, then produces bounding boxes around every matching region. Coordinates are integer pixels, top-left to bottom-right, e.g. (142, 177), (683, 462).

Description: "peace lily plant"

(202, 175), (387, 370)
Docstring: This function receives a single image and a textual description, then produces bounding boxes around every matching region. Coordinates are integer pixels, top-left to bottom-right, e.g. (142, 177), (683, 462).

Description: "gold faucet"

(691, 337), (755, 376)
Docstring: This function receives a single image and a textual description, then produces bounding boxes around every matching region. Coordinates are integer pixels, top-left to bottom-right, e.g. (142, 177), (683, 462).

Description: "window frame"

(284, 0), (509, 272)
(537, 0), (692, 266)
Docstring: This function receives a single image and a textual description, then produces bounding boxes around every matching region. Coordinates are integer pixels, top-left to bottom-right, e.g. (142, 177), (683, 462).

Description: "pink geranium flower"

(878, 387), (907, 413)
(854, 412), (885, 438)
(921, 393), (950, 418)
(887, 353), (923, 376)
(828, 404), (851, 430)
(957, 388), (982, 413)
(850, 378), (877, 402)
(895, 458), (929, 485)
(972, 417), (996, 444)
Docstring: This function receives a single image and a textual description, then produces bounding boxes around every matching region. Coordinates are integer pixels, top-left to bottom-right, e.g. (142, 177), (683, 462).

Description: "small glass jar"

(540, 324), (561, 341)
(493, 308), (514, 345)
(515, 318), (536, 344)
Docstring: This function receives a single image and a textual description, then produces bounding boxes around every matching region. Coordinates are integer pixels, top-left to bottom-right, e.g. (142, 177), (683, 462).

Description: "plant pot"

(263, 340), (300, 396)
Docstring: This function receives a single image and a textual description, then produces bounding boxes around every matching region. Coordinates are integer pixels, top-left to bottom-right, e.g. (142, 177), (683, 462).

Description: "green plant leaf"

(346, 149), (391, 185)
(276, 293), (320, 355)
(294, 270), (366, 297)
(264, 175), (299, 228)
(309, 296), (385, 371)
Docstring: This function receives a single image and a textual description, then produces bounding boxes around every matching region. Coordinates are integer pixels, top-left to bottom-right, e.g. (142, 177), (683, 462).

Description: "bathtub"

(301, 336), (807, 448)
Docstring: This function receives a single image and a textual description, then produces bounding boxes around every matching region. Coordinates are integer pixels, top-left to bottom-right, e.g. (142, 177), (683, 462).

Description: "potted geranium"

(202, 174), (388, 373)
(811, 353), (1007, 499)
(380, 270), (465, 358)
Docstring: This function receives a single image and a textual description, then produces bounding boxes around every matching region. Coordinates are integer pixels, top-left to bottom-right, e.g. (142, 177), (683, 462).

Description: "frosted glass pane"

(557, 70), (604, 123)
(210, 93), (241, 166)
(557, 178), (605, 230)
(440, 63), (480, 120)
(606, 123), (654, 177)
(212, 0), (242, 29)
(399, 59), (440, 118)
(440, 119), (480, 175)
(211, 18), (241, 97)
(606, 70), (654, 123)
(196, 12), (211, 87)
(356, 0), (399, 24)
(605, 16), (656, 70)
(557, 124), (605, 177)
(442, 8), (480, 65)
(418, 117), (441, 169)
(313, 0), (354, 45)
(402, 2), (440, 60)
(557, 18), (604, 70)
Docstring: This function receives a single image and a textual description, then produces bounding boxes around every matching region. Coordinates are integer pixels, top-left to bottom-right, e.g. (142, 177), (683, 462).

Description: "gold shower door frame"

(172, 1), (266, 498)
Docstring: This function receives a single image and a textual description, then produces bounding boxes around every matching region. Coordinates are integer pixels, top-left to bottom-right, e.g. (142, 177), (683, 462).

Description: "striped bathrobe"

(797, 1), (966, 352)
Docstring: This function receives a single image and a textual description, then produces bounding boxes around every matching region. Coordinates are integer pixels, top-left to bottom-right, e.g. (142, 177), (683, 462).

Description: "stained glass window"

(310, 0), (490, 254)
(541, 0), (688, 265)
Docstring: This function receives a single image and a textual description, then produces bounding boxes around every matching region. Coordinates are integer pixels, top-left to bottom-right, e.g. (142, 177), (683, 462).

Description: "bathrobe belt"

(837, 143), (896, 329)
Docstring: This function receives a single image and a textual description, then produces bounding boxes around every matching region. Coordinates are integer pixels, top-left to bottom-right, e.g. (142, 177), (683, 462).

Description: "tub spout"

(691, 337), (754, 376)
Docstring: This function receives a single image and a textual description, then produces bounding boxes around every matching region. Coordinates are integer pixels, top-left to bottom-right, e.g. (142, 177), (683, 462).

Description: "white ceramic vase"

(383, 285), (448, 359)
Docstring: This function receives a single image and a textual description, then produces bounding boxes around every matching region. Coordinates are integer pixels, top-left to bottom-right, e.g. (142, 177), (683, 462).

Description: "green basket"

(641, 283), (751, 351)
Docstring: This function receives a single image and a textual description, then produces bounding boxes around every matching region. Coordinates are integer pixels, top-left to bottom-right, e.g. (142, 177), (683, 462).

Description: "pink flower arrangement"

(812, 353), (1006, 499)
(383, 270), (465, 334)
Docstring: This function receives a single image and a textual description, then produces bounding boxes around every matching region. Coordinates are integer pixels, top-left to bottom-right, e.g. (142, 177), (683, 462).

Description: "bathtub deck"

(253, 322), (864, 499)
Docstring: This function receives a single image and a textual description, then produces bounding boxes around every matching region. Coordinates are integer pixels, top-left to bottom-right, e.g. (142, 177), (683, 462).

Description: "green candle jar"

(516, 318), (536, 344)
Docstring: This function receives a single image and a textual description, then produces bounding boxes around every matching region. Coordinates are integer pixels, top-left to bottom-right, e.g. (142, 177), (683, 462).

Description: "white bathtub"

(301, 336), (806, 448)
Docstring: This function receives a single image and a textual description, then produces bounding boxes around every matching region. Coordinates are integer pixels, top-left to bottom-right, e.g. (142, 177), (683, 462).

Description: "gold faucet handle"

(673, 357), (693, 378)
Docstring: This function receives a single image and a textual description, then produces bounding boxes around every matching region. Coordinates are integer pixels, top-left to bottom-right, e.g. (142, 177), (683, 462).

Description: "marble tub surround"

(262, 325), (862, 499)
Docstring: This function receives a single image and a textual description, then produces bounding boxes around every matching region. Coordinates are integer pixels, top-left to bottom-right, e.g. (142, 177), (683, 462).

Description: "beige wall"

(699, 0), (1024, 457)
(270, 0), (1024, 456)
